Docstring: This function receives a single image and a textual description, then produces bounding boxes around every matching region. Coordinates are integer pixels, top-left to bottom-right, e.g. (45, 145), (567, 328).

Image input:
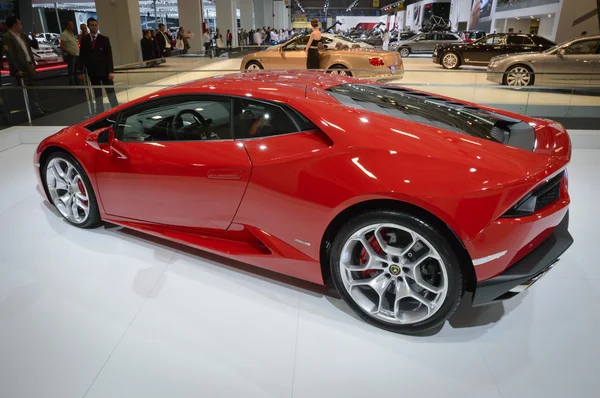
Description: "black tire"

(329, 210), (464, 335)
(502, 64), (535, 86)
(441, 51), (461, 69)
(327, 64), (353, 77)
(399, 47), (411, 58)
(245, 61), (264, 71)
(42, 151), (101, 229)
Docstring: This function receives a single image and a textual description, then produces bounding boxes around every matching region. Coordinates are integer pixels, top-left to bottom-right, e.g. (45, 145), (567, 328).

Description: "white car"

(32, 44), (63, 65)
(267, 33), (373, 50)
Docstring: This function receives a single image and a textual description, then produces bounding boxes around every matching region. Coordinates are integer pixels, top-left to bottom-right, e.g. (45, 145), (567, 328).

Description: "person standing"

(226, 29), (232, 47)
(141, 30), (157, 61)
(156, 23), (172, 57)
(60, 21), (80, 85)
(79, 17), (118, 114)
(382, 29), (390, 51)
(2, 16), (44, 116)
(202, 29), (212, 58)
(177, 27), (191, 54)
(253, 29), (262, 46)
(305, 18), (321, 70)
(78, 23), (89, 43)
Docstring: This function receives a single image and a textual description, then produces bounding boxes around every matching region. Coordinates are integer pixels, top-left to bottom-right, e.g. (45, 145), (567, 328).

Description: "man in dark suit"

(79, 17), (118, 113)
(155, 23), (172, 58)
(2, 16), (44, 116)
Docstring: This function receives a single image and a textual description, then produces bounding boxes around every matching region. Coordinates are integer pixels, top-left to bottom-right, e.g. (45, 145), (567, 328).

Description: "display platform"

(0, 132), (599, 397)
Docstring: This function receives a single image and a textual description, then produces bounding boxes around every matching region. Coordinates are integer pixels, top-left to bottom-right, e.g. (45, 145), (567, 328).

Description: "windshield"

(335, 34), (359, 43)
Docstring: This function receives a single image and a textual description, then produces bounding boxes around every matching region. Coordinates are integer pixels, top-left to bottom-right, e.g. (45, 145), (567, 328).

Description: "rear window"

(326, 83), (502, 143)
(533, 36), (556, 46)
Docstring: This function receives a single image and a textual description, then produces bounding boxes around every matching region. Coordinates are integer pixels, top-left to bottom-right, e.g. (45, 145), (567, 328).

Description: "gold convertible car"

(241, 35), (404, 80)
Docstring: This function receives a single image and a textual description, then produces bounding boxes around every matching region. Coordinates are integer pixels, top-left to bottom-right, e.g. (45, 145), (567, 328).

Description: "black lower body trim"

(472, 210), (573, 306)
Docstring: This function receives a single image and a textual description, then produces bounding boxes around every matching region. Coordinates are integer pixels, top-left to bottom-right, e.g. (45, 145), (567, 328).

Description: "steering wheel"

(170, 109), (207, 140)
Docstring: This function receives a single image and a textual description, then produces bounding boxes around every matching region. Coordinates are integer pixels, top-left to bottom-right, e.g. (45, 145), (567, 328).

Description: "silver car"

(394, 32), (462, 58)
(487, 35), (600, 86)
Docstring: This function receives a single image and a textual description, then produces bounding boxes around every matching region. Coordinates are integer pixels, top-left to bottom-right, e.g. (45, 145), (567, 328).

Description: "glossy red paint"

(34, 71), (571, 288)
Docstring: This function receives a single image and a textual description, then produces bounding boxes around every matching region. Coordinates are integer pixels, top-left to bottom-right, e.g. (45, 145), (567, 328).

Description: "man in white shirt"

(253, 30), (262, 46)
(269, 29), (278, 43)
(60, 20), (80, 85)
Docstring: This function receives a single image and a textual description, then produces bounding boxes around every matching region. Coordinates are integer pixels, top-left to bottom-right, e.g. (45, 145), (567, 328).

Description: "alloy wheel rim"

(443, 53), (457, 68)
(507, 67), (531, 86)
(400, 48), (409, 57)
(247, 64), (261, 71)
(46, 158), (90, 224)
(339, 223), (448, 325)
(329, 69), (348, 76)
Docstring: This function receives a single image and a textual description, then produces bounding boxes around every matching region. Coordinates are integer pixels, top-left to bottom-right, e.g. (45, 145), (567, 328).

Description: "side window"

(284, 36), (308, 51)
(482, 35), (498, 45)
(424, 34), (436, 40)
(521, 36), (535, 46)
(506, 35), (525, 45)
(234, 99), (300, 139)
(117, 97), (232, 142)
(565, 39), (600, 55)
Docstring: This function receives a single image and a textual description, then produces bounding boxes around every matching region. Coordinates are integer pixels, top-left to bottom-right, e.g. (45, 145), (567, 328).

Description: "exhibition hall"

(1, 0), (599, 397)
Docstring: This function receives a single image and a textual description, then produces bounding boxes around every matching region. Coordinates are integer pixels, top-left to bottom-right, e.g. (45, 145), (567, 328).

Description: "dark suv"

(433, 33), (555, 69)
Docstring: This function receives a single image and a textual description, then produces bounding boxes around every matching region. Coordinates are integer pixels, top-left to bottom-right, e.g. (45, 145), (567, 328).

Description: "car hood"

(490, 52), (546, 62)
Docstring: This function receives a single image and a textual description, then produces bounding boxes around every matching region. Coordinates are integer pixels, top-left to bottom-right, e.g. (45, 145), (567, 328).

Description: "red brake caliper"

(359, 231), (385, 278)
(77, 180), (88, 205)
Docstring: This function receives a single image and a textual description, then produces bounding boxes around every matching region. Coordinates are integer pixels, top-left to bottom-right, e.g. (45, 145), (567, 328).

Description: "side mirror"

(558, 48), (566, 57)
(86, 126), (114, 150)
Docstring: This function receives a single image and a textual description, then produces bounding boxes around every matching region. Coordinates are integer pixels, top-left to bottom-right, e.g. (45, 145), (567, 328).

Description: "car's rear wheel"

(245, 61), (264, 71)
(327, 65), (352, 77)
(504, 65), (534, 86)
(329, 210), (464, 334)
(399, 47), (411, 58)
(441, 52), (461, 69)
(43, 152), (101, 228)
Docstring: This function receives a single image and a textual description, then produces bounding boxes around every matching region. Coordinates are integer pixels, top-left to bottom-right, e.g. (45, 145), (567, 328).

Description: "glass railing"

(496, 0), (560, 12)
(1, 67), (599, 130)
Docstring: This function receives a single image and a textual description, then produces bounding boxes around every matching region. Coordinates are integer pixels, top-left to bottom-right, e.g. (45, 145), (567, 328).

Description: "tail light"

(369, 57), (385, 66)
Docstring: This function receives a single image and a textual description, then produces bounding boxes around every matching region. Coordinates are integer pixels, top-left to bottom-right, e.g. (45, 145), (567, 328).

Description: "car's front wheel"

(504, 65), (534, 86)
(329, 210), (464, 334)
(399, 47), (411, 58)
(43, 152), (101, 228)
(441, 52), (461, 69)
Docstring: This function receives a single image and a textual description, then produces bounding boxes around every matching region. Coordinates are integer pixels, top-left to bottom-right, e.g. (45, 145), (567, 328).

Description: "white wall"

(537, 16), (555, 40)
(273, 0), (288, 29)
(555, 0), (599, 43)
(395, 10), (405, 29)
(450, 0), (472, 31)
(504, 18), (533, 34)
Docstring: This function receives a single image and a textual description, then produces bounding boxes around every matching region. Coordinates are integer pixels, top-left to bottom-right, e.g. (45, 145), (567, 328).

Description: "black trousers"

(163, 48), (172, 57)
(227, 40), (232, 47)
(88, 75), (118, 113)
(204, 43), (213, 58)
(64, 54), (78, 85)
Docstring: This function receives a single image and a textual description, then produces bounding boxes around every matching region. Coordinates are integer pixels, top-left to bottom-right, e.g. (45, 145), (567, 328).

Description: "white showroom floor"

(1, 138), (599, 398)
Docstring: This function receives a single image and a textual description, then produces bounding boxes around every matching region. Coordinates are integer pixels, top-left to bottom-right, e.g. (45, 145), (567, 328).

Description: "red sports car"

(34, 71), (573, 334)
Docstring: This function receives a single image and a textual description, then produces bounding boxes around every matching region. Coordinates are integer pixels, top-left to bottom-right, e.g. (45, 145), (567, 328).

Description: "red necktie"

(92, 36), (96, 49)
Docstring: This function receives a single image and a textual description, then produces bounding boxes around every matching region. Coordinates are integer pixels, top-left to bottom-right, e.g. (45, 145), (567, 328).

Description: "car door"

(271, 36), (309, 69)
(413, 34), (435, 53)
(408, 34), (426, 53)
(542, 38), (600, 85)
(464, 35), (504, 64)
(94, 95), (252, 231)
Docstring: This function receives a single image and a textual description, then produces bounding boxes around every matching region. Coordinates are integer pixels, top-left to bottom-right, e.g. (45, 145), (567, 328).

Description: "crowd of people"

(141, 24), (192, 61)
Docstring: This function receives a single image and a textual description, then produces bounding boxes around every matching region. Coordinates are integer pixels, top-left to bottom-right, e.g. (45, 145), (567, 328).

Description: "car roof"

(161, 71), (351, 97)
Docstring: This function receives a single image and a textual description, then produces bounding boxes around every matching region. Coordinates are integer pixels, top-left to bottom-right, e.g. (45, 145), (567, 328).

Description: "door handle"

(208, 169), (242, 180)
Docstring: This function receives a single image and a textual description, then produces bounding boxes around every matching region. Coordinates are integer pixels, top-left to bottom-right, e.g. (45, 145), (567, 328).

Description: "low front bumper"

(472, 210), (573, 306)
(486, 68), (504, 84)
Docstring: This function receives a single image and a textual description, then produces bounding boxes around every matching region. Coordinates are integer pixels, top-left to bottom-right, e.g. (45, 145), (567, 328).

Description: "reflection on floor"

(0, 141), (599, 398)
